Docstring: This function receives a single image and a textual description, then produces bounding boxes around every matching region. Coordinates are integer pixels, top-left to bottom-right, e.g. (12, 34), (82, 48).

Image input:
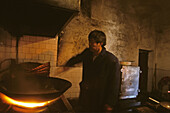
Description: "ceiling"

(119, 0), (170, 28)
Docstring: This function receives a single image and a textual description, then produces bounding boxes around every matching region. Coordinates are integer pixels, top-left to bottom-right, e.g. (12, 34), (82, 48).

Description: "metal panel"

(120, 66), (140, 99)
(0, 0), (78, 37)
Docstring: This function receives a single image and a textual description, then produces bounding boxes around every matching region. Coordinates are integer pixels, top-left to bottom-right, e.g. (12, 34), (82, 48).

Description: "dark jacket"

(66, 47), (120, 111)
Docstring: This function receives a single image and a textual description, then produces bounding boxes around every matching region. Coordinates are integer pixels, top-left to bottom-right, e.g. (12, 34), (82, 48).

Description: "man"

(65, 30), (120, 112)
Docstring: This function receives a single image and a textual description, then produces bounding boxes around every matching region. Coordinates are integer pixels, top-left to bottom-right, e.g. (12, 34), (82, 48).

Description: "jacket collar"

(88, 47), (106, 57)
(100, 47), (106, 56)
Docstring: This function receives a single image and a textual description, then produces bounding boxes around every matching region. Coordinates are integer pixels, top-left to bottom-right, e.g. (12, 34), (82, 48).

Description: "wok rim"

(0, 77), (72, 102)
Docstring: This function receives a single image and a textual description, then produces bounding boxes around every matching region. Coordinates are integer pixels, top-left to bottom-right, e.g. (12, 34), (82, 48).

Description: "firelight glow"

(0, 93), (56, 108)
(149, 97), (160, 104)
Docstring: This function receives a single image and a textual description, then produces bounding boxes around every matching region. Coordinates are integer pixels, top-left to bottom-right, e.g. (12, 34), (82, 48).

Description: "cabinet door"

(120, 66), (140, 99)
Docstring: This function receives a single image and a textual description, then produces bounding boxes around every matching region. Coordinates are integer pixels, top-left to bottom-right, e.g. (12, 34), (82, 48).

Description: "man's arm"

(56, 48), (88, 75)
(65, 48), (88, 67)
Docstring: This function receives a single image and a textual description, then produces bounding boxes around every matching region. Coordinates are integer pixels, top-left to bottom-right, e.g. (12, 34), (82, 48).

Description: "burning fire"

(0, 93), (57, 108)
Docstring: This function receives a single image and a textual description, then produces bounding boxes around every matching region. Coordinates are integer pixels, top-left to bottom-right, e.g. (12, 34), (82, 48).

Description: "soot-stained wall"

(56, 0), (157, 95)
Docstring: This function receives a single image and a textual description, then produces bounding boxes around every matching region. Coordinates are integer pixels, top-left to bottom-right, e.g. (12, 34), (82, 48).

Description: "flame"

(0, 93), (57, 108)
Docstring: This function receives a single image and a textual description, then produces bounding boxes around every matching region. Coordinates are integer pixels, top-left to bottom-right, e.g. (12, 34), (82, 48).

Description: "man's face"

(89, 39), (103, 53)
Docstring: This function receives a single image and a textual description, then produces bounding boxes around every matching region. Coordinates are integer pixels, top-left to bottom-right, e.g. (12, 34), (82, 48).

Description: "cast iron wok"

(0, 76), (72, 102)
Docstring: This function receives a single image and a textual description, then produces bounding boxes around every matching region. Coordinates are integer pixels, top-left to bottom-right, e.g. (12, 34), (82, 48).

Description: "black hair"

(88, 30), (106, 47)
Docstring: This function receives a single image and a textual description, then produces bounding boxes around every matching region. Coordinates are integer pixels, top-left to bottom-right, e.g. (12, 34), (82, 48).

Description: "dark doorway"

(138, 49), (150, 95)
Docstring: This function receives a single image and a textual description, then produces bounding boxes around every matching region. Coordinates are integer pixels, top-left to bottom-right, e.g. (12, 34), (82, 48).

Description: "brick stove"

(0, 62), (74, 113)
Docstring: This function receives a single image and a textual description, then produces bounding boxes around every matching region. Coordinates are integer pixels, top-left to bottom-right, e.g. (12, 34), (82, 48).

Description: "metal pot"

(0, 76), (72, 102)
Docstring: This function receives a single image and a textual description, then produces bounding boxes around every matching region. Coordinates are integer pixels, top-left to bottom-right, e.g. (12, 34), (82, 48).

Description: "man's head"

(88, 30), (106, 54)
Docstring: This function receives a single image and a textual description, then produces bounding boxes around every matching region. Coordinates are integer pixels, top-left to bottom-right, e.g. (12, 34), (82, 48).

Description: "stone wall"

(56, 0), (157, 96)
(155, 27), (170, 91)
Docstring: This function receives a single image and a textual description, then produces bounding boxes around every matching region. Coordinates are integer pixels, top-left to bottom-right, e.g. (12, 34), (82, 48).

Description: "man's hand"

(103, 104), (113, 113)
(55, 66), (70, 76)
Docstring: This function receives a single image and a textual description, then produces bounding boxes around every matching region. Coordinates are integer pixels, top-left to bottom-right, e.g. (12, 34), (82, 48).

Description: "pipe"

(16, 37), (20, 64)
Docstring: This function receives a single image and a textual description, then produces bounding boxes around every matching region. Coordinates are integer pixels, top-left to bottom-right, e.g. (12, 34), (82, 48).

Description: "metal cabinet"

(119, 66), (140, 99)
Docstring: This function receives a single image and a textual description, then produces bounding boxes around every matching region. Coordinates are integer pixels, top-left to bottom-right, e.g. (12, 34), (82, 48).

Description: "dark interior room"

(0, 0), (169, 113)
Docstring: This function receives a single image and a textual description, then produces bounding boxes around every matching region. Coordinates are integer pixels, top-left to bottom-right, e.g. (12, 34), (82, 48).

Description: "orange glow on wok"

(0, 93), (57, 108)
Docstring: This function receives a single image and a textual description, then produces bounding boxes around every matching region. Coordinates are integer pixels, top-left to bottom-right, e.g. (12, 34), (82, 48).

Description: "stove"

(116, 96), (170, 113)
(0, 61), (74, 113)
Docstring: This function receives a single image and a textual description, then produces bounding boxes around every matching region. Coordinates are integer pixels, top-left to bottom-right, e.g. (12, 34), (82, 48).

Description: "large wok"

(0, 76), (72, 102)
